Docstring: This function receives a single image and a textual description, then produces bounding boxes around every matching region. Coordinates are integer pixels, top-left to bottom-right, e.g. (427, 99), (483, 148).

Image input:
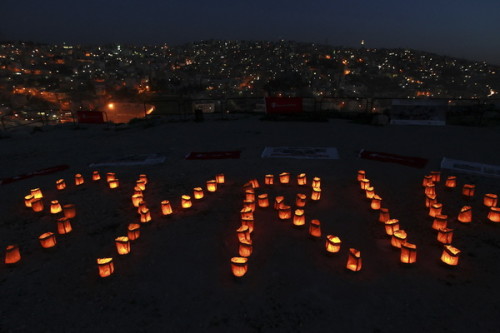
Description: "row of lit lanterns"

(231, 173), (356, 278)
(97, 173), (226, 278)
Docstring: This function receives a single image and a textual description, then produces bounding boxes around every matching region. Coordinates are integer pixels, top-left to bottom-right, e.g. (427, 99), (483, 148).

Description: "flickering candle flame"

(97, 258), (114, 278)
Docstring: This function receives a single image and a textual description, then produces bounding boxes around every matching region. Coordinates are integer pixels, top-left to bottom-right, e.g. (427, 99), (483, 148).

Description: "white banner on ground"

(262, 147), (339, 159)
(441, 157), (500, 178)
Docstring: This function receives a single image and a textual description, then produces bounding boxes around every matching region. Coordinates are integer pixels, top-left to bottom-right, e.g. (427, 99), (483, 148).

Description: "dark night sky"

(1, 0), (499, 65)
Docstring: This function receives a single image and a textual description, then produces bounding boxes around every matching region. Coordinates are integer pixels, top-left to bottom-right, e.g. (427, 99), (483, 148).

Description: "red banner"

(265, 97), (303, 114)
(77, 111), (105, 124)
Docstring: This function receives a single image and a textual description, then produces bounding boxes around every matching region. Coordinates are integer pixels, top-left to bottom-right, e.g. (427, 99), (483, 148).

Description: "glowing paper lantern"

(311, 187), (321, 201)
(360, 179), (370, 190)
(31, 188), (43, 199)
(24, 194), (34, 208)
(161, 200), (173, 215)
(133, 187), (143, 196)
(206, 180), (217, 192)
(312, 177), (321, 189)
(365, 186), (375, 200)
(293, 209), (305, 227)
(278, 205), (292, 220)
(106, 172), (116, 182)
(97, 258), (114, 278)
(216, 173), (225, 184)
(74, 174), (84, 186)
(231, 257), (248, 277)
(258, 194), (269, 208)
(92, 171), (101, 181)
(432, 214), (448, 231)
(437, 228), (453, 245)
(296, 193), (307, 208)
(56, 179), (66, 190)
(325, 235), (342, 253)
(108, 179), (119, 189)
(238, 239), (252, 257)
(5, 245), (21, 264)
(31, 198), (44, 212)
(445, 176), (457, 188)
(249, 179), (260, 189)
(357, 170), (366, 182)
(425, 184), (436, 197)
(274, 196), (285, 210)
(193, 187), (204, 200)
(384, 219), (400, 236)
(457, 206), (472, 223)
(297, 173), (307, 186)
(400, 242), (417, 264)
(346, 248), (362, 272)
(236, 225), (250, 242)
(140, 208), (152, 223)
(50, 200), (62, 215)
(245, 190), (256, 202)
(488, 207), (500, 223)
(309, 219), (322, 238)
(241, 217), (254, 233)
(379, 208), (390, 223)
(462, 184), (475, 198)
(181, 195), (192, 209)
(127, 223), (141, 241)
(430, 171), (441, 183)
(57, 217), (72, 234)
(136, 180), (146, 191)
(138, 174), (148, 184)
(391, 230), (407, 248)
(429, 203), (443, 218)
(132, 194), (143, 207)
(240, 207), (254, 220)
(243, 200), (256, 212)
(422, 175), (433, 187)
(483, 194), (498, 208)
(115, 236), (131, 255)
(441, 245), (460, 266)
(279, 172), (290, 184)
(264, 174), (274, 185)
(63, 204), (76, 219)
(425, 194), (437, 208)
(371, 195), (382, 210)
(137, 201), (147, 214)
(39, 232), (56, 248)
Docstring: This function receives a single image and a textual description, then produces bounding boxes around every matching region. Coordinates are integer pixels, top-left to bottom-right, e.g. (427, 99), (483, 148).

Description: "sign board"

(265, 97), (303, 114)
(390, 99), (447, 125)
(441, 157), (500, 178)
(77, 111), (105, 124)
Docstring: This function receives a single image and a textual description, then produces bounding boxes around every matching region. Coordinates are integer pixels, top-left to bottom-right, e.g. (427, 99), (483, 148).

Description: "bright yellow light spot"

(108, 103), (114, 110)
